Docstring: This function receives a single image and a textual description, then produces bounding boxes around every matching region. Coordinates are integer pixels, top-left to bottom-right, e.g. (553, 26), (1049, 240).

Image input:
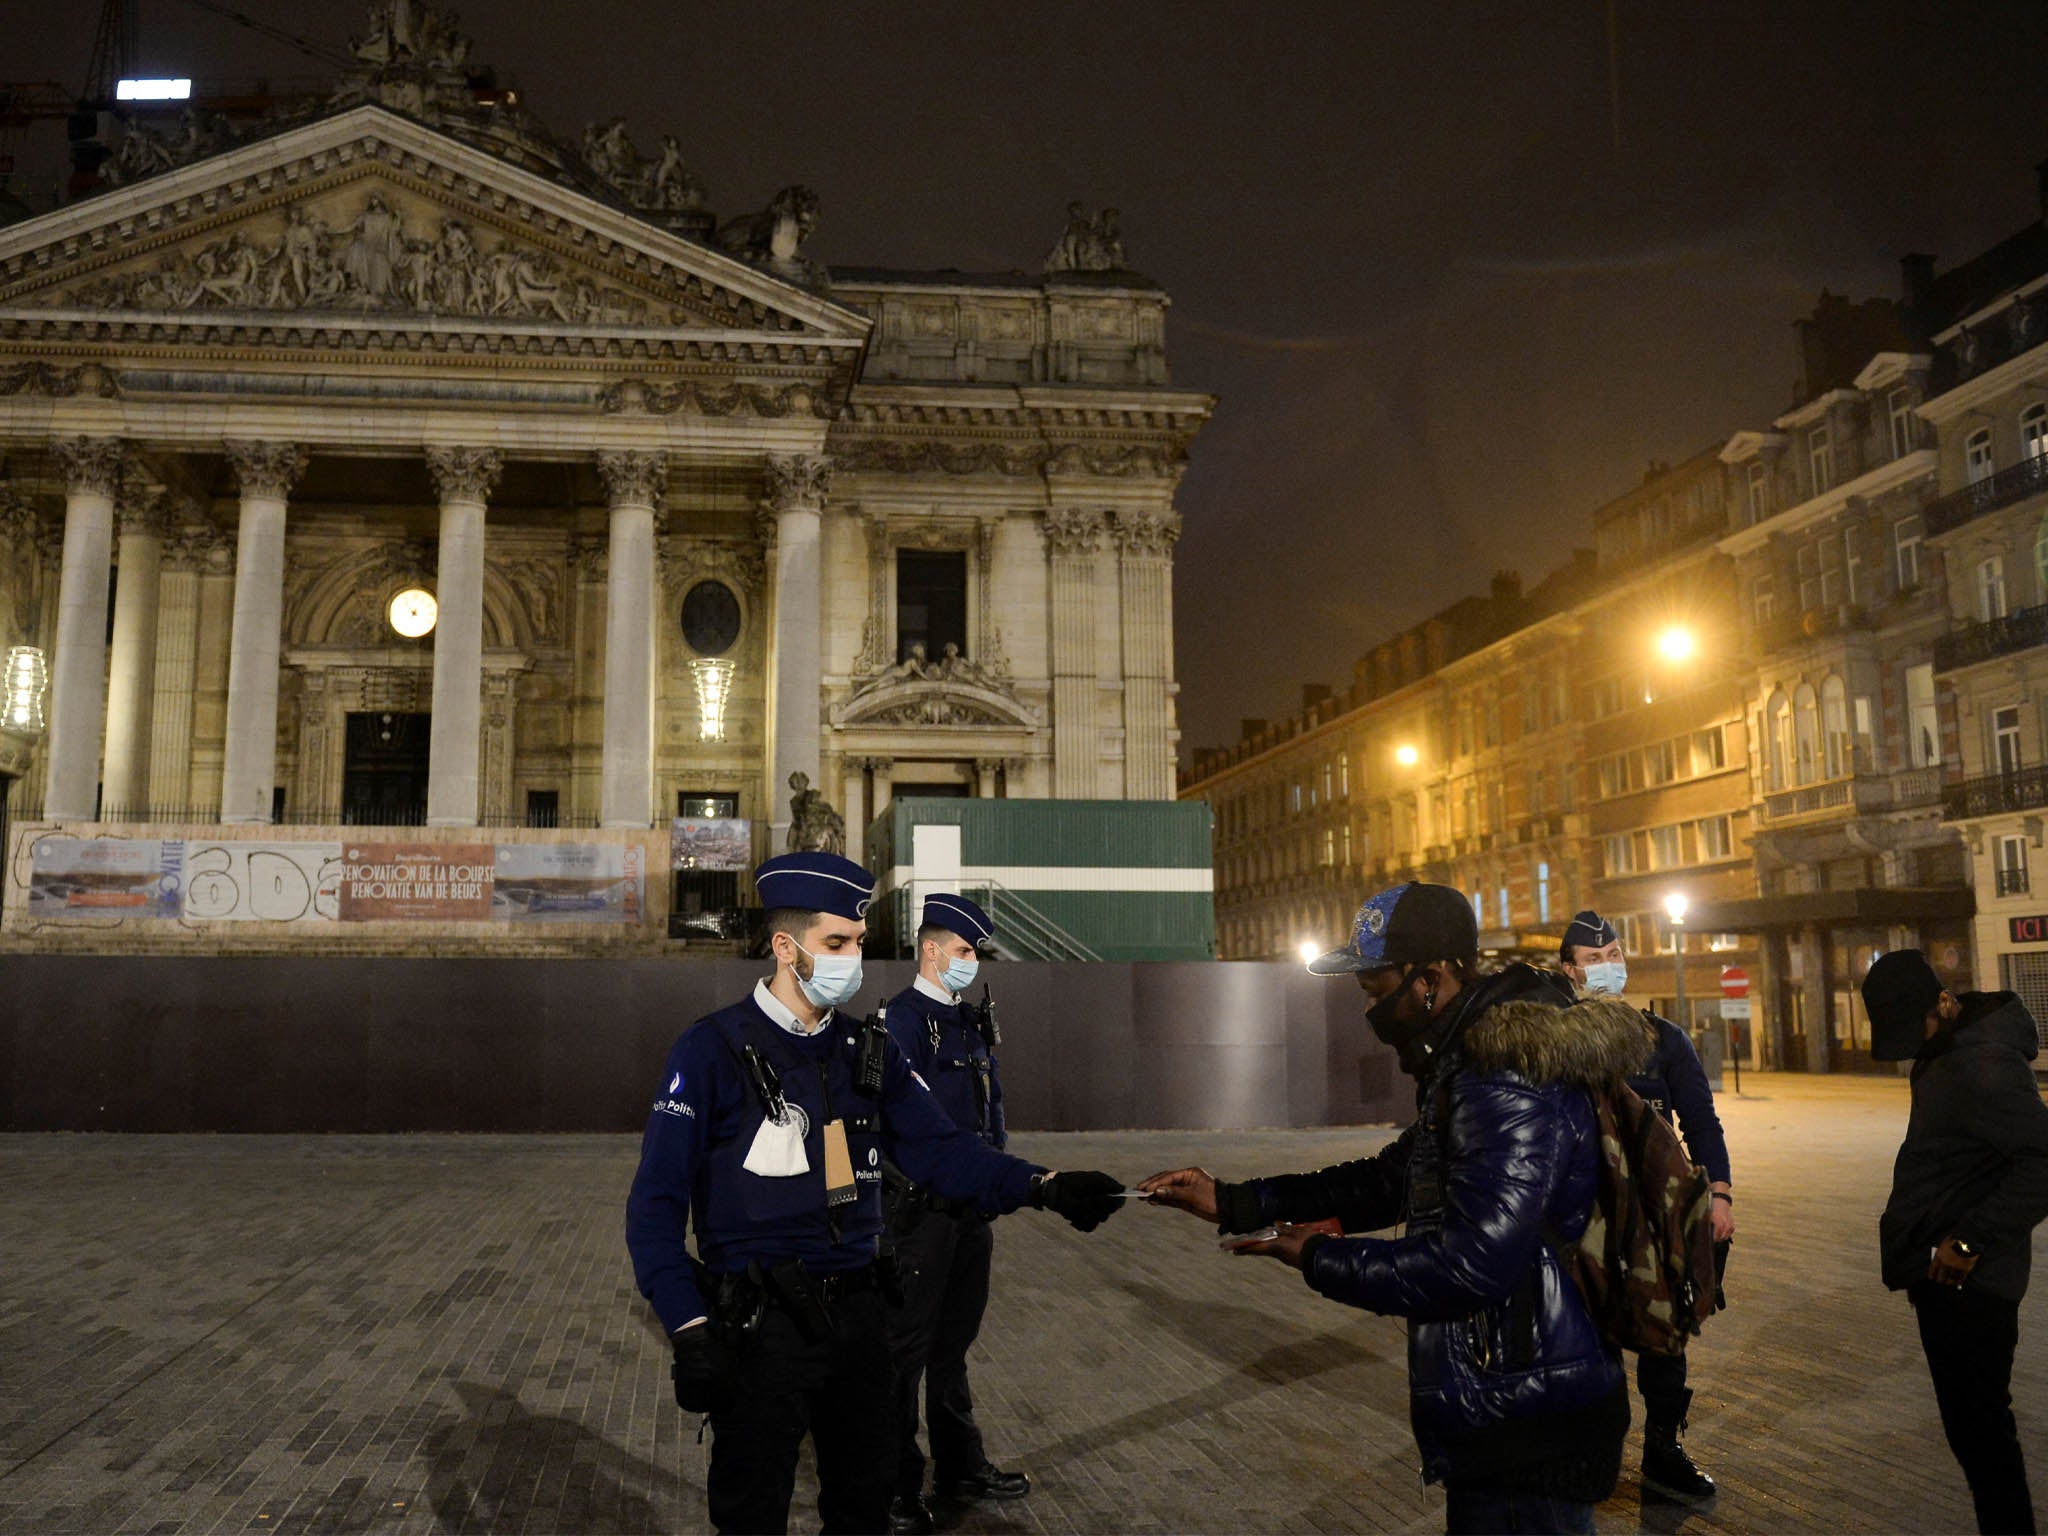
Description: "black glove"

(671, 1324), (726, 1414)
(1033, 1170), (1124, 1231)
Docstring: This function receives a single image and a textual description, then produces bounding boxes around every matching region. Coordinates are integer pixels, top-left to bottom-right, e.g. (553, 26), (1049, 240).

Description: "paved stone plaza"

(2, 1073), (2041, 1534)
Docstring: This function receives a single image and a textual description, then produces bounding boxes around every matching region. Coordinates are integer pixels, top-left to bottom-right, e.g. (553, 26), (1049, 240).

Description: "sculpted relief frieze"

(56, 191), (665, 326)
(599, 378), (835, 421)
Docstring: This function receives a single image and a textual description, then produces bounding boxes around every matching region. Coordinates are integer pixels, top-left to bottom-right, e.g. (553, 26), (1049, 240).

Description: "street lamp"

(1297, 938), (1321, 965)
(1655, 625), (1697, 664)
(1394, 743), (1419, 767)
(1663, 891), (1689, 1033)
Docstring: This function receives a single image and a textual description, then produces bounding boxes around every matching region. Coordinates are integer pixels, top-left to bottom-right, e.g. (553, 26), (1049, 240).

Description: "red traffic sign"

(1719, 965), (1750, 999)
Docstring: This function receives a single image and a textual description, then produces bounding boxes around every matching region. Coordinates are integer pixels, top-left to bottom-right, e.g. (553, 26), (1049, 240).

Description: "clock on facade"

(387, 587), (438, 638)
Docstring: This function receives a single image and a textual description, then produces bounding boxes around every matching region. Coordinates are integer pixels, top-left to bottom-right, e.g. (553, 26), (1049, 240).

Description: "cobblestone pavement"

(1, 1073), (2041, 1534)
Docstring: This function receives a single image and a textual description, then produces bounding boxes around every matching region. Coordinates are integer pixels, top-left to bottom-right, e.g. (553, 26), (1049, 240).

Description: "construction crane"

(0, 0), (343, 199)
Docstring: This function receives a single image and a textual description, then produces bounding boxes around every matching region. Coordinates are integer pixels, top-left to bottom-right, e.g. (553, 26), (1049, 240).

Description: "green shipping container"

(866, 798), (1215, 962)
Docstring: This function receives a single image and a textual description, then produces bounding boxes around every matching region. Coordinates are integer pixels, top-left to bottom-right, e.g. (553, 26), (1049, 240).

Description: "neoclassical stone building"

(0, 6), (1210, 901)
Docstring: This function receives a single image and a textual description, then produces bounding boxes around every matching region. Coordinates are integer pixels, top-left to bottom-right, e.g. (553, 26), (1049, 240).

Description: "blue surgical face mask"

(792, 941), (863, 1009)
(940, 956), (980, 995)
(1582, 960), (1628, 997)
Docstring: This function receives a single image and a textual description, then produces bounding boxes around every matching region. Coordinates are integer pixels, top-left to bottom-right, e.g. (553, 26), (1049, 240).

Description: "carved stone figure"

(342, 195), (404, 298)
(1043, 202), (1132, 274)
(651, 135), (706, 210)
(786, 771), (846, 854)
(879, 641), (936, 684)
(717, 186), (823, 283)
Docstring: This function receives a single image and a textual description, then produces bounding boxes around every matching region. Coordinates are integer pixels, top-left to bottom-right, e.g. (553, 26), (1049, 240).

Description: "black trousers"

(887, 1207), (994, 1494)
(1911, 1280), (2036, 1536)
(706, 1289), (896, 1536)
(1636, 1349), (1691, 1429)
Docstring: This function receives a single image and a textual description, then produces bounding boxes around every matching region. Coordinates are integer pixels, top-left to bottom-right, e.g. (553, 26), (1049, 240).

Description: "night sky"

(11, 3), (2048, 757)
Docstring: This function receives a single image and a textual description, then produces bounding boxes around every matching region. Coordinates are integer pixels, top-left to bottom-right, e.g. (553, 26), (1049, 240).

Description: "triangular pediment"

(0, 106), (869, 348)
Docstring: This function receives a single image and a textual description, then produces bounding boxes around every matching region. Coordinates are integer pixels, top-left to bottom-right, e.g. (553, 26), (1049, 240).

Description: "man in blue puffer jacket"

(1142, 882), (1637, 1535)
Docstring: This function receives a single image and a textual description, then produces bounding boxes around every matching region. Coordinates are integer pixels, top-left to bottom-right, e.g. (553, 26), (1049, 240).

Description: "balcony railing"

(1933, 601), (2048, 672)
(1924, 453), (2048, 537)
(1997, 864), (2031, 897)
(1943, 765), (2048, 820)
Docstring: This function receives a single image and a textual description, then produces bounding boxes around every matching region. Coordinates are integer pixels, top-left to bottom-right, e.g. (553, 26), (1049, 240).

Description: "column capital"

(53, 435), (128, 497)
(224, 439), (309, 499)
(763, 452), (832, 516)
(1042, 505), (1106, 558)
(1112, 508), (1183, 557)
(597, 448), (667, 508)
(424, 445), (503, 505)
(115, 478), (171, 539)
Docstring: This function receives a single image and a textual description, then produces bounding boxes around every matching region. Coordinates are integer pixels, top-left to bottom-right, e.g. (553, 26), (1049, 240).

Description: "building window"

(1342, 823), (1353, 865)
(1535, 860), (1551, 922)
(895, 549), (967, 665)
(1745, 459), (1770, 524)
(1752, 573), (1776, 624)
(1657, 920), (1681, 955)
(1997, 834), (2030, 897)
(1340, 755), (1350, 797)
(1793, 682), (1820, 785)
(1907, 663), (1941, 767)
(1496, 880), (1510, 925)
(1797, 542), (1823, 612)
(1708, 931), (1741, 952)
(1648, 825), (1682, 869)
(1321, 828), (1336, 867)
(524, 789), (560, 828)
(1821, 675), (1850, 778)
(1471, 889), (1486, 925)
(1980, 555), (2008, 622)
(1643, 740), (1677, 786)
(2025, 403), (2048, 461)
(1966, 427), (1996, 486)
(1616, 913), (1644, 956)
(1323, 761), (1334, 802)
(1809, 423), (1834, 495)
(1766, 689), (1792, 791)
(1698, 815), (1733, 860)
(1843, 526), (1862, 606)
(1292, 782), (1303, 814)
(1995, 705), (2024, 777)
(1691, 726), (1726, 774)
(1888, 385), (1916, 458)
(1895, 517), (1922, 590)
(1603, 833), (1634, 875)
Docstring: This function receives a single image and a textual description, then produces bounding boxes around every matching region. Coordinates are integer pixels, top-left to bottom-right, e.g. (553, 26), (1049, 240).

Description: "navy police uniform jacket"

(883, 981), (1006, 1150)
(1628, 1011), (1731, 1185)
(625, 989), (1042, 1335)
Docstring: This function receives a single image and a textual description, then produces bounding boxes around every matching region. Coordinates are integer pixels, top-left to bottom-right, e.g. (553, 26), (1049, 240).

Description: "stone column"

(1114, 508), (1182, 800)
(147, 524), (210, 814)
(101, 481), (169, 818)
(975, 757), (999, 799)
(1043, 506), (1105, 798)
(597, 450), (664, 827)
(424, 446), (502, 827)
(872, 758), (893, 819)
(763, 453), (831, 843)
(220, 440), (308, 824)
(43, 437), (127, 820)
(841, 757), (868, 863)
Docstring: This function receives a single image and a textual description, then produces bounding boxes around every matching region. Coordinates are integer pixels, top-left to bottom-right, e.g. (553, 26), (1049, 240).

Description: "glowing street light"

(1296, 938), (1321, 965)
(1394, 743), (1420, 767)
(1655, 625), (1697, 663)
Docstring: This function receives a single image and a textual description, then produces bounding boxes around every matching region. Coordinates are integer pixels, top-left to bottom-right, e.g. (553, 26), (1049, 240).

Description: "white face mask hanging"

(742, 1101), (810, 1178)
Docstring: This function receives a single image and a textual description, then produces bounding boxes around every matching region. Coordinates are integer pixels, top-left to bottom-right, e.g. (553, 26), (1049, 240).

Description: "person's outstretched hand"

(1136, 1166), (1221, 1221)
(1035, 1170), (1125, 1231)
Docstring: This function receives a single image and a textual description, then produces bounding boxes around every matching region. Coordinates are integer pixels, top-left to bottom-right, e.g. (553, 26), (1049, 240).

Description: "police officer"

(882, 894), (1023, 1535)
(625, 852), (1126, 1536)
(1559, 909), (1732, 1505)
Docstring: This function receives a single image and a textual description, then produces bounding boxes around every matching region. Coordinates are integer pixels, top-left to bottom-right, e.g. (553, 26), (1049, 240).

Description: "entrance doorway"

(342, 711), (430, 826)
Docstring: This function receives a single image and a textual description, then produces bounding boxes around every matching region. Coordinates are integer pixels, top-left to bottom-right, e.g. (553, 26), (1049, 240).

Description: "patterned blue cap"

(921, 892), (994, 946)
(754, 851), (874, 921)
(1307, 882), (1477, 974)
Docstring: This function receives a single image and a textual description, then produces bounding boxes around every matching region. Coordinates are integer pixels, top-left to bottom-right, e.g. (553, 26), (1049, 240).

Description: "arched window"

(1821, 675), (1849, 778)
(1793, 683), (1820, 785)
(1967, 427), (1995, 485)
(1766, 690), (1792, 791)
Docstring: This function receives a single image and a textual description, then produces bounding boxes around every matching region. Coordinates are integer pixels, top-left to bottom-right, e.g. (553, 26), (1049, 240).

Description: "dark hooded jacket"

(1880, 990), (2048, 1302)
(1222, 964), (1637, 1496)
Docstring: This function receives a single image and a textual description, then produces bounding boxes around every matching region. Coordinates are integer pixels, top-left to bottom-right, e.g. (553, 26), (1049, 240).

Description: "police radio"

(970, 982), (1001, 1050)
(852, 1011), (890, 1096)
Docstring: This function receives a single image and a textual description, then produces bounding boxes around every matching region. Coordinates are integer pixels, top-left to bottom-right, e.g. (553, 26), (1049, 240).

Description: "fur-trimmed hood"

(1460, 996), (1652, 1088)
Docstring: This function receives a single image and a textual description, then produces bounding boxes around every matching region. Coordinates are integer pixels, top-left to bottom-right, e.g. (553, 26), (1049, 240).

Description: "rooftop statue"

(1043, 202), (1130, 274)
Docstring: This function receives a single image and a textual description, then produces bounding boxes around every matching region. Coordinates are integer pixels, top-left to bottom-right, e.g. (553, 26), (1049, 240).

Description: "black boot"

(887, 1493), (935, 1534)
(934, 1461), (1031, 1501)
(1641, 1420), (1717, 1504)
